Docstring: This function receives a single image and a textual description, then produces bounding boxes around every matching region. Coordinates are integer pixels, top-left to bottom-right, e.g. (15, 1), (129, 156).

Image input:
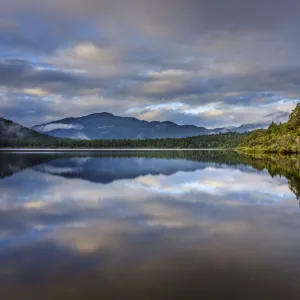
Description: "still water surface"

(0, 151), (300, 299)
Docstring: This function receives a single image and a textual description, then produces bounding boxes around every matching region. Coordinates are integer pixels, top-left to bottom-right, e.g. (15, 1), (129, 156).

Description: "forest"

(0, 132), (247, 149)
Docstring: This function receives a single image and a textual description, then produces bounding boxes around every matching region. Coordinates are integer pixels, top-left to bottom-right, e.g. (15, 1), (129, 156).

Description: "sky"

(0, 0), (300, 128)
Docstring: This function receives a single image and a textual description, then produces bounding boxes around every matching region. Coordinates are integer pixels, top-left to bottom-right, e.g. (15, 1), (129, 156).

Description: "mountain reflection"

(0, 150), (244, 179)
(1, 151), (299, 199)
(33, 157), (210, 184)
(0, 150), (300, 299)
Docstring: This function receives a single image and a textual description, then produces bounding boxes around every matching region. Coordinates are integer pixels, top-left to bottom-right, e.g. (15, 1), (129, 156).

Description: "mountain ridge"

(31, 112), (270, 140)
(0, 117), (55, 141)
(0, 116), (247, 149)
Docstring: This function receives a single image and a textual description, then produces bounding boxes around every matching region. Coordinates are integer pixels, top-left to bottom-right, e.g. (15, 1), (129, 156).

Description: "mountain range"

(31, 112), (272, 140)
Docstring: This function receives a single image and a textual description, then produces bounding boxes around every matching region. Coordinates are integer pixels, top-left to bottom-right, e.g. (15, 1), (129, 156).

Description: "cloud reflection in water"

(0, 151), (299, 299)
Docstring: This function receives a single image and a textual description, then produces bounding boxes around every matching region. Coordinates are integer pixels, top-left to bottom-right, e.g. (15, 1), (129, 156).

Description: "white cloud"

(72, 132), (90, 140)
(23, 88), (49, 96)
(52, 43), (122, 76)
(35, 123), (84, 132)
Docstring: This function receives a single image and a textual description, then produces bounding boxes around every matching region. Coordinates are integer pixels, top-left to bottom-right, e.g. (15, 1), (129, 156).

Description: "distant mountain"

(230, 123), (269, 133)
(0, 117), (54, 141)
(32, 112), (269, 140)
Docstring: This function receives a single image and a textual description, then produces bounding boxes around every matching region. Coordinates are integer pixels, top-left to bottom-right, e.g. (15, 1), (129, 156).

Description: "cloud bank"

(0, 0), (299, 126)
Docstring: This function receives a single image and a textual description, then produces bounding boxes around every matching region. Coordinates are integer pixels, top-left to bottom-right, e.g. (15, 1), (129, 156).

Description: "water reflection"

(0, 151), (300, 299)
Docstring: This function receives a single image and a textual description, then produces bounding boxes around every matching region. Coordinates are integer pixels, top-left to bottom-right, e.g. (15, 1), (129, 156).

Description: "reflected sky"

(0, 151), (300, 299)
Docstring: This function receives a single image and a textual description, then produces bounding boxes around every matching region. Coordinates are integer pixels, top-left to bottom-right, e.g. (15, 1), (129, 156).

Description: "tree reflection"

(1, 151), (299, 201)
(242, 153), (300, 202)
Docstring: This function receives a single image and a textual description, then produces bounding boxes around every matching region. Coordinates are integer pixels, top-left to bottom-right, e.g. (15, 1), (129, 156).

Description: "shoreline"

(0, 148), (229, 152)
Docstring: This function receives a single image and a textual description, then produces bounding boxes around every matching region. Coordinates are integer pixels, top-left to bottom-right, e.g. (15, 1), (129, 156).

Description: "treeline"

(238, 103), (300, 153)
(0, 132), (247, 149)
(2, 150), (299, 201)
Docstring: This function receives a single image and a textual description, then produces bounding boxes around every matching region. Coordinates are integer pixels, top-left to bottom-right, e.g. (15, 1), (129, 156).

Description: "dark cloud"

(0, 0), (299, 126)
(0, 59), (99, 94)
(2, 0), (299, 34)
(0, 29), (44, 54)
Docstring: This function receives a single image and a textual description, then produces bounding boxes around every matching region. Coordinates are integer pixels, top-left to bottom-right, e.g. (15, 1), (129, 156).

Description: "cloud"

(52, 43), (122, 76)
(0, 59), (88, 92)
(23, 88), (49, 96)
(0, 0), (300, 127)
(35, 123), (84, 132)
(2, 0), (299, 35)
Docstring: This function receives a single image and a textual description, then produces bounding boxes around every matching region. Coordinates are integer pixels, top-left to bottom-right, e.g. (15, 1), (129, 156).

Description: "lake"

(0, 150), (300, 299)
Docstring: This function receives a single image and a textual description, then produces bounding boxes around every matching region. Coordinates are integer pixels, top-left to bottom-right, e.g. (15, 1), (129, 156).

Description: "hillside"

(32, 112), (267, 140)
(238, 103), (300, 153)
(0, 126), (247, 149)
(0, 115), (248, 149)
(0, 117), (56, 144)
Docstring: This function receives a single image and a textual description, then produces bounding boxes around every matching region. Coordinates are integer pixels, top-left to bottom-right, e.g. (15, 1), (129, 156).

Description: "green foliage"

(238, 103), (300, 153)
(0, 132), (247, 149)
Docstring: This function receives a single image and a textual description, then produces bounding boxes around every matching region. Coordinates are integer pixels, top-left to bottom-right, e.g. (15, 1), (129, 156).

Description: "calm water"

(0, 150), (300, 299)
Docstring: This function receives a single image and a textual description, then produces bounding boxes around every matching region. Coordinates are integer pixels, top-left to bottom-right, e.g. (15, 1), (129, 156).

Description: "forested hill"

(0, 127), (247, 149)
(0, 117), (56, 142)
(238, 103), (300, 153)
